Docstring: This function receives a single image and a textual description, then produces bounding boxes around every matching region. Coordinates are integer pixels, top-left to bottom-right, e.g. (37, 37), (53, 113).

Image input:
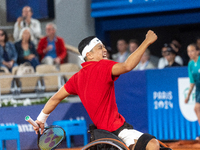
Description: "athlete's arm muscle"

(42, 86), (70, 114)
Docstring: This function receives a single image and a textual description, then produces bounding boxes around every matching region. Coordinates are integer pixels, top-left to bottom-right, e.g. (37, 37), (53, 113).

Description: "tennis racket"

(25, 115), (66, 150)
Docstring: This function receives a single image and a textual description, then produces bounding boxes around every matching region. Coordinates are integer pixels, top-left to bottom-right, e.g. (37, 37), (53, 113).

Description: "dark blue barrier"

(115, 70), (148, 133)
(0, 67), (199, 149)
(91, 0), (200, 18)
(146, 67), (200, 140)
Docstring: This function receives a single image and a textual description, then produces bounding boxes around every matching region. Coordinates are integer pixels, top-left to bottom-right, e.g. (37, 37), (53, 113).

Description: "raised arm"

(112, 30), (157, 76)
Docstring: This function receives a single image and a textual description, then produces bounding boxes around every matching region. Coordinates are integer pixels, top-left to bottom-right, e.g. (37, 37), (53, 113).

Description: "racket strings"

(39, 127), (65, 150)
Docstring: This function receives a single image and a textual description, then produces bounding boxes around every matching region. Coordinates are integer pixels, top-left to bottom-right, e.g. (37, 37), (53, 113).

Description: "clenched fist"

(145, 30), (158, 45)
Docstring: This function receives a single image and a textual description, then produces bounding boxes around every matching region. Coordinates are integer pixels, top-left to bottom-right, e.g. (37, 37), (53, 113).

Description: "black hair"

(78, 36), (96, 55)
(23, 6), (33, 13)
(0, 29), (8, 43)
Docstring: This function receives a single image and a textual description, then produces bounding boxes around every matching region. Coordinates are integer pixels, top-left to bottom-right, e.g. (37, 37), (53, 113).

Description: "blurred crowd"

(0, 6), (67, 73)
(1, 6), (200, 74)
(109, 37), (200, 71)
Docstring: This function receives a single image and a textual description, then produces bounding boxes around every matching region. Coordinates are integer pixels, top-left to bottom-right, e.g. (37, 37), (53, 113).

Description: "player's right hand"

(33, 120), (45, 134)
(145, 30), (158, 45)
(184, 97), (189, 104)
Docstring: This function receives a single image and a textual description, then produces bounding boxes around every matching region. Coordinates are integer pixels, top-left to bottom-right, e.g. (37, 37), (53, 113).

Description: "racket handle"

(25, 115), (39, 127)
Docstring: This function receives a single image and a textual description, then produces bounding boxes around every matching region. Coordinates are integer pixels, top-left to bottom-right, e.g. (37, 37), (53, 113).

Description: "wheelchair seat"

(83, 124), (129, 150)
(93, 129), (125, 144)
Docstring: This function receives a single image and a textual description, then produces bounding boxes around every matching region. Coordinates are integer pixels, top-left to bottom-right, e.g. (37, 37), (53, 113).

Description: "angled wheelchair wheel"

(82, 138), (130, 150)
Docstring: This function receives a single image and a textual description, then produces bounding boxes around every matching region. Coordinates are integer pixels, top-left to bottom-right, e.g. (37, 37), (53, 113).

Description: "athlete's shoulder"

(99, 59), (117, 65)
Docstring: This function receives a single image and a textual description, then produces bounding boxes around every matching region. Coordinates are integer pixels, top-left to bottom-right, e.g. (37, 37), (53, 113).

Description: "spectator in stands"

(129, 39), (139, 53)
(184, 43), (200, 140)
(170, 38), (189, 66)
(37, 23), (67, 66)
(0, 29), (18, 72)
(13, 6), (41, 45)
(158, 43), (183, 69)
(112, 39), (130, 62)
(134, 48), (156, 70)
(163, 44), (181, 68)
(15, 27), (40, 69)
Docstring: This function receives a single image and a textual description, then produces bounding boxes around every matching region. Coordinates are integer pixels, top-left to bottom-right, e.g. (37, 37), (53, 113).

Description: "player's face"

(90, 43), (107, 61)
(187, 45), (199, 60)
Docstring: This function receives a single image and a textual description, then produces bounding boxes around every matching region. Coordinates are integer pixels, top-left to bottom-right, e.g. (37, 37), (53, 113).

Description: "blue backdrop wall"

(91, 0), (200, 45)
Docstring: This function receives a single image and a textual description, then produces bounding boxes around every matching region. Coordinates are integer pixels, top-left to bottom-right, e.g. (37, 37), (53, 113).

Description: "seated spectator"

(13, 6), (41, 45)
(15, 27), (40, 69)
(129, 39), (139, 53)
(37, 23), (67, 66)
(112, 39), (130, 62)
(163, 45), (181, 68)
(0, 29), (18, 72)
(134, 48), (156, 70)
(158, 43), (183, 69)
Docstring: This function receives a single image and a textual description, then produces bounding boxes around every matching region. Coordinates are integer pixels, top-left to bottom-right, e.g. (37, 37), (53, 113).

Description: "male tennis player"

(34, 30), (159, 150)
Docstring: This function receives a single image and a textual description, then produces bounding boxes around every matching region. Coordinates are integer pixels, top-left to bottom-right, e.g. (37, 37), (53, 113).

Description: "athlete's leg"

(129, 139), (160, 150)
(119, 129), (160, 150)
(133, 133), (160, 150)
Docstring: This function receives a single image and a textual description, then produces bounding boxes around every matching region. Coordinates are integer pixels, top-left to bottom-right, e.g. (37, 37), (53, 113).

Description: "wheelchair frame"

(81, 126), (172, 150)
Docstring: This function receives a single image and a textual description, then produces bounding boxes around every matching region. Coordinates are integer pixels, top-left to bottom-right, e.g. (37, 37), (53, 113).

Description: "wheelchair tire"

(81, 138), (129, 150)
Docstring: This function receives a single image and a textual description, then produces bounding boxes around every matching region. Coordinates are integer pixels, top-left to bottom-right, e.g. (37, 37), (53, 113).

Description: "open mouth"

(103, 54), (107, 59)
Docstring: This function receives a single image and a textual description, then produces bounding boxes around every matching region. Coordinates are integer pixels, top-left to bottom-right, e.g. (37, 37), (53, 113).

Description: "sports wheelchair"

(81, 124), (172, 150)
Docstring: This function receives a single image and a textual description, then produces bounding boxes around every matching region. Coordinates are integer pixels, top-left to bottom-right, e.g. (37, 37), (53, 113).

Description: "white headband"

(78, 37), (102, 62)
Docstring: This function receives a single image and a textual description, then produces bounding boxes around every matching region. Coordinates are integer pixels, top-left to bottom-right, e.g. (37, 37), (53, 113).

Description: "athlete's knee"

(146, 138), (160, 150)
(134, 133), (159, 150)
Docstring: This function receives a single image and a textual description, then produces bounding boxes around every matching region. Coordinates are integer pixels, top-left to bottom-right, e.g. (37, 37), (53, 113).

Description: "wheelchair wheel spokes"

(82, 138), (129, 150)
